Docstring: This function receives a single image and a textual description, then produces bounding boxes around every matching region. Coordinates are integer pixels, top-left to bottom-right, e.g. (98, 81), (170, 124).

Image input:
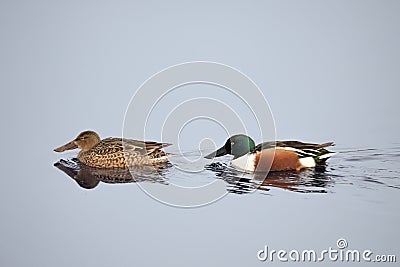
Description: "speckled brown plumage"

(54, 131), (171, 168)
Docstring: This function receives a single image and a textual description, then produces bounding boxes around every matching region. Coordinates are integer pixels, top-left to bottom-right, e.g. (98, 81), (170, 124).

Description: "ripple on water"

(53, 145), (400, 194)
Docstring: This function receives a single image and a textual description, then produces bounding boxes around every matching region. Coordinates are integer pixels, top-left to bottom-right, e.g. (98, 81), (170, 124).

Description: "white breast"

(231, 153), (256, 172)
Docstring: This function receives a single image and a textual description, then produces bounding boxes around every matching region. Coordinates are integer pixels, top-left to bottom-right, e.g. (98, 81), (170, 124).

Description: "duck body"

(54, 131), (171, 168)
(205, 135), (335, 172)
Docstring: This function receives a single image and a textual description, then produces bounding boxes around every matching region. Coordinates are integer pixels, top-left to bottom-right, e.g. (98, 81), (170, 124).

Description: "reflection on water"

(54, 158), (169, 189)
(205, 163), (333, 194)
(54, 159), (334, 194)
(54, 146), (400, 194)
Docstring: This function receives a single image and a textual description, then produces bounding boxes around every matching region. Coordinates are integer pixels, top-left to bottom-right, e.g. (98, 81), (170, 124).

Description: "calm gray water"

(1, 1), (400, 266)
(2, 145), (398, 266)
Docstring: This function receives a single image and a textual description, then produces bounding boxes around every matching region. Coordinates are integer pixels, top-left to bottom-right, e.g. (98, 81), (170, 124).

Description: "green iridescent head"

(205, 134), (256, 159)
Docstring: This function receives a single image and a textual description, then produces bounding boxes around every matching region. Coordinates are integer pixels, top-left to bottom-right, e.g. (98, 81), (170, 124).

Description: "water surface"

(1, 1), (400, 266)
(43, 145), (400, 266)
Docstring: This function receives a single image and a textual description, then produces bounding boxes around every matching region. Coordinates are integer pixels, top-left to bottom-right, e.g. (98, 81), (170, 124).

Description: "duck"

(54, 130), (171, 168)
(204, 134), (335, 172)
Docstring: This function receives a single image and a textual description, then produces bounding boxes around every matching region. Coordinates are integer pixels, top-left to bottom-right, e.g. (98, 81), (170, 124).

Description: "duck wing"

(94, 138), (171, 156)
(253, 140), (335, 163)
(254, 141), (334, 151)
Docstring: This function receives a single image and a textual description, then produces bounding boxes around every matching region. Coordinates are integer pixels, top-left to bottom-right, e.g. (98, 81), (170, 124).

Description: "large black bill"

(204, 146), (228, 159)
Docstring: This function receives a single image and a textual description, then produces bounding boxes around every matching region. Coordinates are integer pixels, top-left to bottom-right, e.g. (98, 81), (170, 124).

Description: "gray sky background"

(0, 1), (399, 266)
(1, 0), (399, 148)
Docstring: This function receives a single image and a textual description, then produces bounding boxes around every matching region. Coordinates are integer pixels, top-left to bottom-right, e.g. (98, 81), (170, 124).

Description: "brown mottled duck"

(54, 130), (171, 168)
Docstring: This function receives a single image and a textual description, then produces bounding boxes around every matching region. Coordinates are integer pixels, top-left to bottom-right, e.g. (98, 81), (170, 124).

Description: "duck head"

(204, 134), (256, 159)
(54, 131), (101, 153)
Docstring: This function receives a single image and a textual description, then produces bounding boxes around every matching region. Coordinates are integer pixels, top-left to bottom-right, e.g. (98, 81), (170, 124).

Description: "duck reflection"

(54, 158), (170, 189)
(55, 158), (334, 193)
(205, 163), (333, 194)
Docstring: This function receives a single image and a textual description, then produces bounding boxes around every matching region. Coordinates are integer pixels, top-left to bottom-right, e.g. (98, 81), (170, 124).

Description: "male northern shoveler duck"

(54, 130), (171, 168)
(204, 134), (335, 172)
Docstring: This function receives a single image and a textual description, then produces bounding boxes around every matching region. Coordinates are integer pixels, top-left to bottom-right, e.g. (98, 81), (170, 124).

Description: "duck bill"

(54, 140), (78, 152)
(204, 146), (227, 159)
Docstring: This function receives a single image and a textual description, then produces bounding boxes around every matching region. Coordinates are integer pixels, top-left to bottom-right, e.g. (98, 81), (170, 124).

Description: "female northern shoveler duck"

(205, 134), (335, 172)
(54, 131), (171, 168)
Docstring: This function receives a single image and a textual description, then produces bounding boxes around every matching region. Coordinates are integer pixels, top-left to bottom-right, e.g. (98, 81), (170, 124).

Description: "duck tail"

(315, 150), (336, 164)
(317, 142), (335, 149)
